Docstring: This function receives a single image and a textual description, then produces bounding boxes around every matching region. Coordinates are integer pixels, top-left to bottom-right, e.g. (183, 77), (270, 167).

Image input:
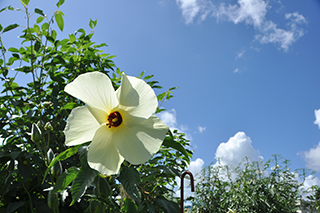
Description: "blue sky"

(1, 0), (320, 188)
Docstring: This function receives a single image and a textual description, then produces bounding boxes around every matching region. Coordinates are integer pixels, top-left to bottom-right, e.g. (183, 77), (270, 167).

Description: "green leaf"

(121, 198), (138, 213)
(33, 24), (40, 34)
(155, 197), (180, 213)
(53, 167), (79, 193)
(47, 190), (59, 210)
(0, 24), (2, 32)
(55, 11), (64, 31)
(41, 22), (49, 31)
(42, 146), (79, 183)
(162, 130), (189, 159)
(70, 165), (98, 206)
(118, 166), (141, 204)
(98, 177), (111, 198)
(169, 86), (178, 91)
(51, 29), (57, 40)
(144, 75), (154, 80)
(35, 8), (45, 16)
(8, 47), (19, 53)
(20, 0), (30, 7)
(34, 40), (41, 52)
(10, 151), (20, 160)
(89, 19), (97, 29)
(56, 0), (65, 8)
(2, 24), (19, 33)
(36, 16), (44, 24)
(7, 201), (25, 213)
(157, 165), (181, 176)
(69, 34), (76, 43)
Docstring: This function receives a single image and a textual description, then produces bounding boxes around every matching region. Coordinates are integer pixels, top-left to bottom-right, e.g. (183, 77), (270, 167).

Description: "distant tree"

(307, 185), (320, 212)
(191, 155), (308, 213)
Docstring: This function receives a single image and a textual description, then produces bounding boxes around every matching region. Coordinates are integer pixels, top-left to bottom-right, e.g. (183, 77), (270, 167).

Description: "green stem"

(22, 183), (34, 213)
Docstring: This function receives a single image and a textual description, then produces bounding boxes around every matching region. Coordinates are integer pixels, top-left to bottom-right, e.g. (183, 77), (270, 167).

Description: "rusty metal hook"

(180, 171), (194, 213)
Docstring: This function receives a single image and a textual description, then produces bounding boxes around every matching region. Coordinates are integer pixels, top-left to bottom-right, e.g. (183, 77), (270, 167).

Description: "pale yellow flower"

(64, 72), (169, 175)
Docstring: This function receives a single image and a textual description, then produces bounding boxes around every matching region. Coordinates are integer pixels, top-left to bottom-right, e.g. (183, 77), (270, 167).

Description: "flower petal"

(116, 74), (157, 119)
(88, 125), (124, 175)
(114, 115), (169, 164)
(64, 106), (100, 146)
(65, 72), (118, 112)
(87, 106), (108, 125)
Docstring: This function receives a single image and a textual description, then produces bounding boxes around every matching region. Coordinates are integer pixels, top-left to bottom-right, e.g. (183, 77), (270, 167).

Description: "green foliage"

(192, 155), (308, 213)
(0, 1), (192, 212)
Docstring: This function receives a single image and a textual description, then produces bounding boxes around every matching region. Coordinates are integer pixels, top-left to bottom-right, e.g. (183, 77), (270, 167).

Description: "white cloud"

(176, 0), (212, 24)
(303, 141), (320, 172)
(303, 175), (320, 189)
(215, 132), (263, 167)
(158, 108), (177, 129)
(176, 0), (200, 24)
(233, 68), (239, 73)
(255, 15), (306, 51)
(314, 109), (320, 129)
(176, 158), (205, 198)
(188, 158), (205, 175)
(158, 108), (192, 140)
(176, 0), (307, 51)
(214, 0), (267, 28)
(197, 126), (206, 133)
(236, 50), (245, 59)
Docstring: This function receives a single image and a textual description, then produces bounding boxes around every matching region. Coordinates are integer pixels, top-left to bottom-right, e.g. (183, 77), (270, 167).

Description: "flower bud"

(31, 123), (42, 142)
(44, 122), (53, 131)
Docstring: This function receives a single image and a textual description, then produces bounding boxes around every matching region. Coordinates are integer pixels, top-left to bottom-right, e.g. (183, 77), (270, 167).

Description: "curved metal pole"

(180, 171), (194, 213)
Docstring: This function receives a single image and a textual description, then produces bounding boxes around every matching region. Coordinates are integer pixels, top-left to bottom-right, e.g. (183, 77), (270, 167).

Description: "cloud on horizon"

(176, 0), (307, 51)
(302, 109), (320, 172)
(303, 141), (320, 172)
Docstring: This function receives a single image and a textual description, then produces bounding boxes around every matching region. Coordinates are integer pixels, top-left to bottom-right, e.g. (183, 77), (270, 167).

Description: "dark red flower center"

(107, 111), (122, 128)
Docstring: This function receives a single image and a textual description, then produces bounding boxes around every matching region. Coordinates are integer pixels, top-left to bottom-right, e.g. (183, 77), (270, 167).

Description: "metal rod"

(180, 171), (194, 213)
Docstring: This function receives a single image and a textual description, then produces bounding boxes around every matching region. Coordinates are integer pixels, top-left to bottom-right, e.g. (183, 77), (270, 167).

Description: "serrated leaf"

(162, 130), (189, 159)
(53, 167), (79, 193)
(2, 24), (19, 33)
(118, 166), (141, 204)
(55, 11), (64, 31)
(35, 8), (44, 16)
(70, 165), (98, 206)
(42, 146), (79, 183)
